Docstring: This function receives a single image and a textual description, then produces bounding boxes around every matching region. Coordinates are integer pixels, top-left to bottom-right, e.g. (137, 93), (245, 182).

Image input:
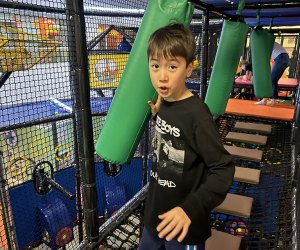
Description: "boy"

(138, 23), (235, 250)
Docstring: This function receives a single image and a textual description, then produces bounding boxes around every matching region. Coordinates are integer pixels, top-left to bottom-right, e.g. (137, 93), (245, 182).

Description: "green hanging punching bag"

(95, 0), (194, 164)
(250, 28), (275, 98)
(205, 20), (248, 116)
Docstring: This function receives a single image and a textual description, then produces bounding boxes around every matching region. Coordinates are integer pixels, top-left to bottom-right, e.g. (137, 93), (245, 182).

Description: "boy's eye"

(151, 64), (159, 69)
(169, 65), (177, 70)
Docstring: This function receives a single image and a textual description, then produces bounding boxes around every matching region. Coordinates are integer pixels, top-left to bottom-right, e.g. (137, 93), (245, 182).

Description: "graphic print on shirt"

(151, 115), (185, 188)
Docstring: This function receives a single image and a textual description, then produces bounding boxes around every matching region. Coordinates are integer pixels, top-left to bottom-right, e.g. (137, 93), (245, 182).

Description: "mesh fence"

(0, 1), (80, 249)
(94, 117), (294, 250)
(217, 116), (294, 250)
(0, 0), (150, 249)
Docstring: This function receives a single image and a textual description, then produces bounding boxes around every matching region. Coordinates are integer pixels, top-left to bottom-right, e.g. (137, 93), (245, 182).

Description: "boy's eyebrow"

(149, 57), (180, 62)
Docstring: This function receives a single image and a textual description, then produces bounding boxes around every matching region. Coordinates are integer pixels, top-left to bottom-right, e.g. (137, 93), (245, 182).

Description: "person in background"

(138, 23), (235, 250)
(255, 41), (290, 105)
(238, 58), (253, 81)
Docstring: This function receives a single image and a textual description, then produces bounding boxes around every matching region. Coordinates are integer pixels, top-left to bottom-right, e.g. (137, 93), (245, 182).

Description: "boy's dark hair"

(147, 23), (196, 65)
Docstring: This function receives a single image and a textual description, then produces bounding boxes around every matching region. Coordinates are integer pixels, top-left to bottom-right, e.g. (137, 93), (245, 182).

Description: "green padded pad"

(250, 29), (275, 98)
(205, 20), (248, 116)
(95, 0), (194, 164)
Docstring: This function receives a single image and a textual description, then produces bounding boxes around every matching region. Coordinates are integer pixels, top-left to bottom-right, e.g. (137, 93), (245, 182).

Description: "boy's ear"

(186, 61), (194, 77)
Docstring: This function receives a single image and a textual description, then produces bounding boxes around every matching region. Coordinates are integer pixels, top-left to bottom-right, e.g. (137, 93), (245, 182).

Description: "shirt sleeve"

(180, 112), (235, 222)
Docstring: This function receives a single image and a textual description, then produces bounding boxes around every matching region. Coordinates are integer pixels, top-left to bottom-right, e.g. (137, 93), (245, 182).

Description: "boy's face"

(148, 54), (193, 102)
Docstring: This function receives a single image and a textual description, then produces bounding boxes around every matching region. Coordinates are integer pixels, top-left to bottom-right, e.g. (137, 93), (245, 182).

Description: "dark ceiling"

(191, 1), (300, 27)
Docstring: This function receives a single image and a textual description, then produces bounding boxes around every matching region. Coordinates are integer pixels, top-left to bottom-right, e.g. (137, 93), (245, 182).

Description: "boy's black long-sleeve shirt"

(144, 95), (235, 244)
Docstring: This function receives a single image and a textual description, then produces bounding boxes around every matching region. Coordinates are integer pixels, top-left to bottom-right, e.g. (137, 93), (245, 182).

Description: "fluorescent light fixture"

(84, 6), (145, 15)
(191, 19), (223, 25)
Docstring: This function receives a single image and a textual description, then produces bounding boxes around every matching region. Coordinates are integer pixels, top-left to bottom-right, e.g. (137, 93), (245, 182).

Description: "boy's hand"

(156, 207), (191, 242)
(148, 95), (162, 116)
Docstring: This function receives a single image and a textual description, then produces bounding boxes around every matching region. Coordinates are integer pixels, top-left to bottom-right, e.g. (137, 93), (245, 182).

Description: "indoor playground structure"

(0, 0), (300, 249)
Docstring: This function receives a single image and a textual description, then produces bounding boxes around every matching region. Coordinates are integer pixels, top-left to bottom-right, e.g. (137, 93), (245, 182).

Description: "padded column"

(205, 20), (248, 115)
(250, 28), (275, 98)
(205, 20), (248, 116)
(95, 0), (194, 164)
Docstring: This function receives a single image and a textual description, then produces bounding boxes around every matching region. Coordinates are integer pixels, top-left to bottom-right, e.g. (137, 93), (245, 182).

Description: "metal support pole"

(142, 122), (150, 186)
(293, 33), (300, 79)
(0, 152), (15, 249)
(51, 120), (59, 171)
(200, 10), (209, 99)
(65, 0), (99, 245)
(0, 72), (12, 89)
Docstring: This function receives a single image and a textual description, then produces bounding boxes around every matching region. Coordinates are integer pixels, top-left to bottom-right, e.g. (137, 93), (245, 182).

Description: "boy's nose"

(159, 69), (168, 81)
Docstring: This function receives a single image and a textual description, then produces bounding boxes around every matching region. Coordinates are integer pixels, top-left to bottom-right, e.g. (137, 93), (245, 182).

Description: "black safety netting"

(88, 116), (295, 250)
(217, 116), (294, 250)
